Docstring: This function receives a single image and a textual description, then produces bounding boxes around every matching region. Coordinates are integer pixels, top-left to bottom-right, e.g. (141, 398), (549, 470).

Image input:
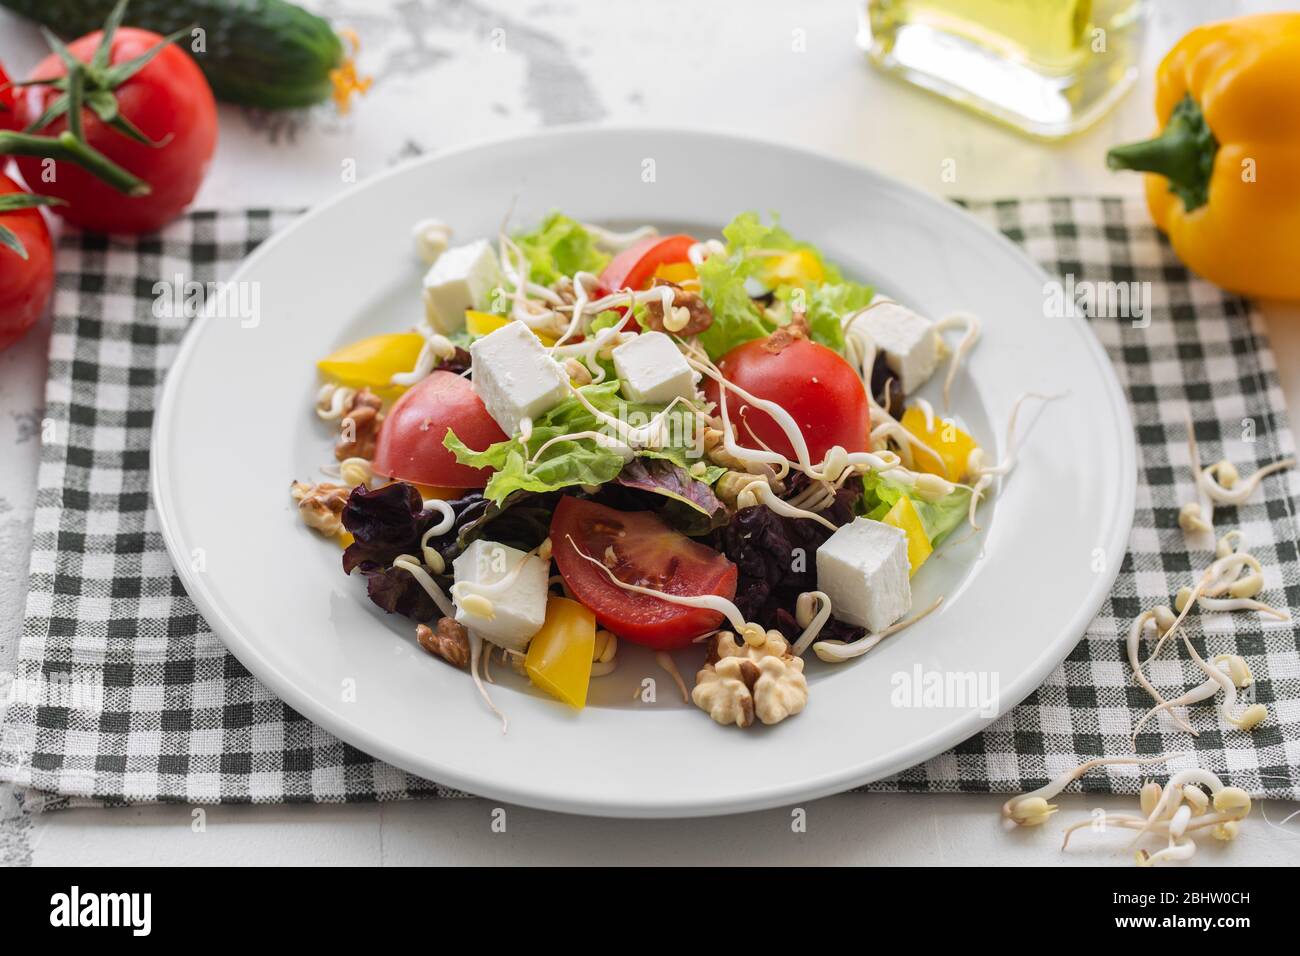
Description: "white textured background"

(2, 0), (1298, 866)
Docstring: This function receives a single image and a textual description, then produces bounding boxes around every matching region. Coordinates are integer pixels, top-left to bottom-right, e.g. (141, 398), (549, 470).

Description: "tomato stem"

(0, 129), (149, 196)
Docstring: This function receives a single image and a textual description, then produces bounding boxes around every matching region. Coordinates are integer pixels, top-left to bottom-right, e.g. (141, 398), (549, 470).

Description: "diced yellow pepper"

(317, 333), (425, 400)
(900, 406), (979, 483)
(525, 597), (596, 709)
(409, 482), (462, 501)
(882, 495), (932, 577)
(653, 261), (697, 284)
(761, 249), (824, 288)
(337, 532), (355, 549)
(466, 310), (555, 347)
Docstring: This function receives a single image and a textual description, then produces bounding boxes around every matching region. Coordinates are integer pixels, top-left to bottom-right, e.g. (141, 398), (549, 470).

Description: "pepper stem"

(1106, 95), (1218, 212)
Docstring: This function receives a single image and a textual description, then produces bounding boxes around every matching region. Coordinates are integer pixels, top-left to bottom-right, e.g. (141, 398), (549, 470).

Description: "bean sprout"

(656, 652), (690, 704)
(1001, 753), (1183, 826)
(933, 312), (981, 409)
(582, 222), (658, 251)
(316, 383), (357, 421)
(812, 596), (944, 663)
(390, 554), (455, 619)
(791, 591), (832, 655)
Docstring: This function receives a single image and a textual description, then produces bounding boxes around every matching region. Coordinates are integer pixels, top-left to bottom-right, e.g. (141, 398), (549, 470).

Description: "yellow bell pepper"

(652, 261), (697, 285)
(1107, 14), (1300, 301)
(899, 406), (978, 483)
(466, 310), (555, 346)
(317, 333), (424, 399)
(761, 249), (824, 288)
(881, 495), (932, 577)
(525, 597), (596, 709)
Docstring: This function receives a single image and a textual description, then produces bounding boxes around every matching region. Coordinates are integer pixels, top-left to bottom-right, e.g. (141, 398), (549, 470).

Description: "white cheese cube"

(816, 517), (911, 633)
(858, 301), (939, 395)
(611, 331), (697, 405)
(422, 239), (502, 334)
(469, 320), (570, 435)
(452, 539), (549, 651)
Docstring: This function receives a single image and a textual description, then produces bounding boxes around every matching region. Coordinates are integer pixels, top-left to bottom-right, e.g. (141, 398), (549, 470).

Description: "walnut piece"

(692, 630), (808, 728)
(290, 480), (350, 536)
(640, 279), (713, 336)
(416, 618), (470, 669)
(335, 387), (384, 462)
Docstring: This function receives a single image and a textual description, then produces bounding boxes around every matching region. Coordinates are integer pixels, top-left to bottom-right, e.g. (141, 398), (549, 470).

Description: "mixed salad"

(291, 211), (1038, 731)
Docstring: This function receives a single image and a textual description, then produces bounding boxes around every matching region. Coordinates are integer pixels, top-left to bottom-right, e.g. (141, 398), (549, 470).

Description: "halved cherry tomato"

(704, 327), (870, 464)
(598, 234), (696, 292)
(371, 371), (507, 489)
(551, 497), (737, 651)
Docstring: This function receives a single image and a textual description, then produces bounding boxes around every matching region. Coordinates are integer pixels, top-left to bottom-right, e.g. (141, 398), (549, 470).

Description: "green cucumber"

(0, 0), (344, 109)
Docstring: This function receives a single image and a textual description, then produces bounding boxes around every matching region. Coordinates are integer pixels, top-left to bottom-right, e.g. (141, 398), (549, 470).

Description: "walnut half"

(692, 630), (808, 728)
(335, 387), (384, 462)
(417, 618), (470, 669)
(290, 480), (350, 537)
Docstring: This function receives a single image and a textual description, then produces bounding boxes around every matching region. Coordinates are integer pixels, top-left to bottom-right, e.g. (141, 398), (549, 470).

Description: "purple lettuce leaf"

(708, 474), (865, 641)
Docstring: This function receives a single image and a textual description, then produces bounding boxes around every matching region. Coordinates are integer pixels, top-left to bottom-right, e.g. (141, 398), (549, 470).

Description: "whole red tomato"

(0, 173), (55, 352)
(13, 28), (217, 233)
(704, 326), (870, 464)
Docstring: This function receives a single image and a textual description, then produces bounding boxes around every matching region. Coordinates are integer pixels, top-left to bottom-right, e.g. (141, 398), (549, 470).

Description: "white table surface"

(2, 0), (1297, 867)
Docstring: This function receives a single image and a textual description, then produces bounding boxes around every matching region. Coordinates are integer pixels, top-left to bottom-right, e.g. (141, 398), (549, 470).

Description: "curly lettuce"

(513, 212), (610, 286)
(444, 381), (712, 505)
(696, 212), (872, 357)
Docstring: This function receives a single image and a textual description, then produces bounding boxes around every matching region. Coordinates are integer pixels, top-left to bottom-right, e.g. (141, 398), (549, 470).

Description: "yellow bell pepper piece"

(900, 406), (978, 483)
(881, 496), (932, 577)
(317, 333), (425, 401)
(337, 532), (355, 549)
(466, 310), (555, 347)
(525, 597), (596, 709)
(1107, 13), (1300, 300)
(761, 248), (824, 288)
(653, 261), (697, 285)
(409, 482), (461, 501)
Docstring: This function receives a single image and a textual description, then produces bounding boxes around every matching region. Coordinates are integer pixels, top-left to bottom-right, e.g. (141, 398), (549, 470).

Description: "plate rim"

(151, 124), (1136, 817)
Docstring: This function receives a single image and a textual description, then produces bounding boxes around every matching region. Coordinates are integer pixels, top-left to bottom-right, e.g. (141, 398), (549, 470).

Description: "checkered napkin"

(1, 198), (1297, 810)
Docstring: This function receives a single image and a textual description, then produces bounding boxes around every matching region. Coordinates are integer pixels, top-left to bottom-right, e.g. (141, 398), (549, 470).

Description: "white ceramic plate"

(153, 128), (1134, 817)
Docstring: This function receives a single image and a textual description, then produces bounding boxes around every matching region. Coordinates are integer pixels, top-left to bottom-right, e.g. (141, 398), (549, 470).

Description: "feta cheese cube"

(470, 320), (570, 435)
(452, 539), (549, 651)
(611, 331), (697, 404)
(816, 517), (912, 633)
(422, 239), (502, 334)
(857, 301), (939, 395)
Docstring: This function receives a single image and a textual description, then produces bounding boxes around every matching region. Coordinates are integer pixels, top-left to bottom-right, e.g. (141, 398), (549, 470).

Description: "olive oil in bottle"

(860, 0), (1146, 138)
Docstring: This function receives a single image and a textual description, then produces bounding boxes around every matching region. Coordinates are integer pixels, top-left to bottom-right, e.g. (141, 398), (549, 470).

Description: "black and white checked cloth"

(1, 198), (1297, 809)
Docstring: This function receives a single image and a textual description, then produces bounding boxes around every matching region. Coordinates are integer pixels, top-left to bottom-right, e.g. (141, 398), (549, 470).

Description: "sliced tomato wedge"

(551, 497), (737, 650)
(371, 371), (506, 489)
(598, 234), (696, 292)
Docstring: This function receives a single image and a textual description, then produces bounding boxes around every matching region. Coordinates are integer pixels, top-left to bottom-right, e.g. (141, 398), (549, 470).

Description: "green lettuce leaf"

(513, 212), (610, 286)
(696, 212), (870, 357)
(695, 248), (774, 359)
(861, 472), (972, 546)
(444, 381), (708, 504)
